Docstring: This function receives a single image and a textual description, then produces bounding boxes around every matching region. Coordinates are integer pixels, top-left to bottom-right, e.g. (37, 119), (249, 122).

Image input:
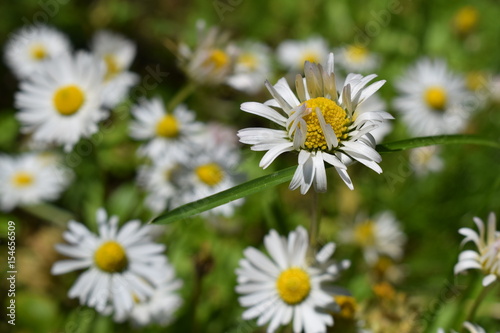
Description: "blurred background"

(1, 0), (500, 332)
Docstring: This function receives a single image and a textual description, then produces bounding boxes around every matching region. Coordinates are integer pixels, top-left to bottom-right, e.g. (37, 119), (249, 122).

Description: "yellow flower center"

(12, 171), (34, 187)
(354, 220), (375, 247)
(195, 163), (224, 186)
(238, 53), (258, 71)
(30, 44), (48, 60)
(372, 282), (396, 300)
(300, 52), (320, 65)
(53, 85), (85, 116)
(94, 241), (128, 273)
(424, 86), (447, 111)
(346, 45), (368, 63)
(156, 115), (180, 138)
(466, 71), (487, 91)
(204, 49), (229, 70)
(103, 54), (121, 81)
(301, 97), (350, 151)
(454, 6), (479, 34)
(334, 295), (358, 320)
(276, 267), (311, 305)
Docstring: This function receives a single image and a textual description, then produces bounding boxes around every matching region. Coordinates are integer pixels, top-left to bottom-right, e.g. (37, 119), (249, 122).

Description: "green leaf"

(152, 135), (500, 224)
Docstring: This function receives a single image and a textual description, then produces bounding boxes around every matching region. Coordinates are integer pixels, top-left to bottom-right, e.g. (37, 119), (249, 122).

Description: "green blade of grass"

(152, 135), (499, 224)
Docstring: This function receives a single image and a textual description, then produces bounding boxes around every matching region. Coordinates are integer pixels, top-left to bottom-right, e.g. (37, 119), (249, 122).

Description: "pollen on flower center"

(276, 267), (311, 305)
(94, 241), (128, 273)
(12, 171), (34, 187)
(301, 97), (350, 151)
(354, 220), (375, 246)
(156, 115), (180, 138)
(30, 44), (48, 60)
(196, 163), (224, 186)
(53, 85), (85, 116)
(346, 45), (368, 63)
(104, 54), (121, 81)
(424, 86), (447, 111)
(205, 49), (229, 70)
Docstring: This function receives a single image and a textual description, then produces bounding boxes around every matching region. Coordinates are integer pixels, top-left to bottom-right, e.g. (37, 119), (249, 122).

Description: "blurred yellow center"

(196, 163), (224, 186)
(104, 54), (121, 81)
(346, 45), (368, 63)
(373, 282), (396, 300)
(466, 71), (487, 91)
(156, 115), (180, 138)
(454, 6), (479, 34)
(205, 49), (229, 70)
(53, 85), (85, 116)
(12, 172), (34, 187)
(334, 295), (358, 319)
(30, 44), (48, 60)
(94, 241), (128, 273)
(354, 220), (375, 246)
(424, 86), (447, 111)
(301, 97), (350, 151)
(276, 267), (311, 305)
(239, 53), (258, 70)
(300, 52), (320, 65)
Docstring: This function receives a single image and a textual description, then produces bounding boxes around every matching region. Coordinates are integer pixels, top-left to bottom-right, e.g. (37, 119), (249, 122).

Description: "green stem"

(167, 82), (197, 111)
(464, 281), (496, 325)
(308, 191), (320, 261)
(20, 203), (75, 227)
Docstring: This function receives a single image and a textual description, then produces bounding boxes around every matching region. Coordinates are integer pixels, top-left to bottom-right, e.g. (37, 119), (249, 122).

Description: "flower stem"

(20, 203), (75, 227)
(308, 191), (320, 259)
(464, 281), (497, 325)
(167, 82), (197, 111)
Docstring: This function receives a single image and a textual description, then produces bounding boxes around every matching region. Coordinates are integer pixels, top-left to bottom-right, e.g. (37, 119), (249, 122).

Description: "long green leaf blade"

(152, 134), (500, 224)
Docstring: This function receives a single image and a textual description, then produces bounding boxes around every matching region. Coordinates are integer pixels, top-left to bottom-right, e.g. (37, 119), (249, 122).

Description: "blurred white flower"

(4, 24), (71, 79)
(14, 51), (107, 152)
(235, 226), (350, 333)
(409, 146), (444, 176)
(277, 36), (329, 71)
(335, 45), (380, 74)
(91, 30), (139, 108)
(437, 321), (486, 333)
(394, 58), (474, 136)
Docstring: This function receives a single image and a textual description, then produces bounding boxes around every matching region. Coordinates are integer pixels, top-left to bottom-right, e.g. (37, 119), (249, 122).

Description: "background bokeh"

(1, 0), (500, 332)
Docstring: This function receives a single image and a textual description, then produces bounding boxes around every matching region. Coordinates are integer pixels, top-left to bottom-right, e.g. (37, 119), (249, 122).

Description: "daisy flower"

(454, 212), (500, 287)
(90, 30), (139, 108)
(4, 24), (71, 79)
(393, 58), (474, 137)
(238, 53), (391, 194)
(178, 21), (236, 85)
(0, 152), (72, 211)
(14, 51), (107, 152)
(438, 322), (486, 333)
(277, 36), (329, 72)
(335, 44), (380, 74)
(51, 208), (169, 322)
(129, 260), (183, 327)
(409, 146), (444, 176)
(341, 211), (406, 265)
(235, 226), (350, 333)
(129, 98), (202, 161)
(137, 155), (184, 213)
(226, 41), (271, 94)
(176, 138), (244, 217)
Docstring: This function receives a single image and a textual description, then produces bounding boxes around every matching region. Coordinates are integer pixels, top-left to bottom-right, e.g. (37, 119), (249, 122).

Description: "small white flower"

(4, 24), (71, 79)
(341, 211), (406, 265)
(129, 260), (183, 327)
(454, 212), (500, 287)
(235, 226), (350, 333)
(335, 45), (380, 74)
(178, 21), (236, 85)
(91, 30), (139, 108)
(277, 36), (329, 71)
(438, 321), (486, 333)
(51, 208), (169, 322)
(409, 146), (444, 176)
(227, 41), (271, 94)
(14, 51), (107, 152)
(129, 98), (202, 161)
(0, 152), (72, 211)
(394, 58), (474, 136)
(238, 53), (392, 194)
